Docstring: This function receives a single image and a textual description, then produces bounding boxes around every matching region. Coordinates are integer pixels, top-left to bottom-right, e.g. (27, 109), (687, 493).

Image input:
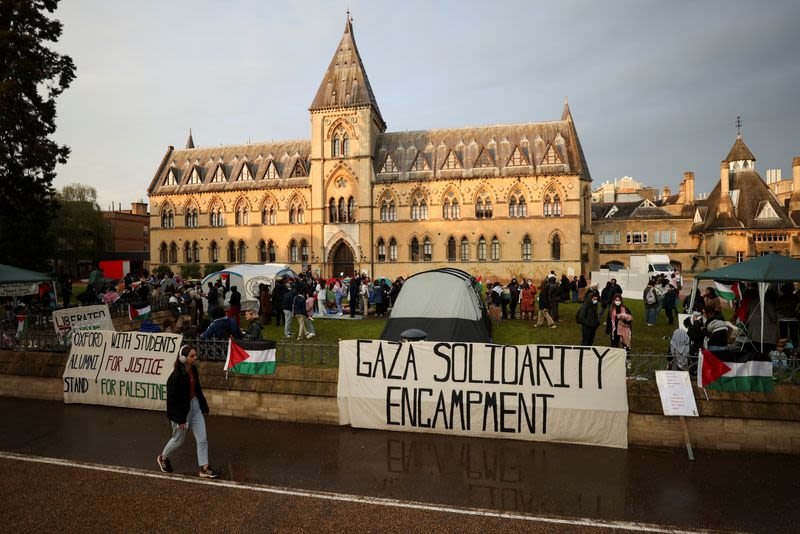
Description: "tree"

(0, 1), (76, 269)
(50, 184), (109, 276)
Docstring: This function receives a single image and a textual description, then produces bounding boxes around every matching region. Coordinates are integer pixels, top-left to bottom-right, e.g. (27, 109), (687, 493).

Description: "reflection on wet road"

(0, 397), (797, 532)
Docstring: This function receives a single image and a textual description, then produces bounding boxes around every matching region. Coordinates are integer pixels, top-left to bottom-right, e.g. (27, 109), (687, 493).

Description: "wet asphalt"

(0, 397), (797, 533)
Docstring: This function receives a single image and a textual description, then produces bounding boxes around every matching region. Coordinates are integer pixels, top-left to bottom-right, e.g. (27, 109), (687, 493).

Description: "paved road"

(0, 397), (797, 533)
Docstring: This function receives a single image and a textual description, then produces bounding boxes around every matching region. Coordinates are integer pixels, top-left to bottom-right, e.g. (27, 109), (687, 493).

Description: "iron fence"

(1, 330), (798, 383)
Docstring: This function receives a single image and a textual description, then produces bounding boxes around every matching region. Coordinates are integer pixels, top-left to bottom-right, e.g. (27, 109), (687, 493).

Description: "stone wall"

(1, 349), (798, 453)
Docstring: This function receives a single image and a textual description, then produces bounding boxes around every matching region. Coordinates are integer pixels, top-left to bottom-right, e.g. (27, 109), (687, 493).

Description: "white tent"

(201, 264), (297, 310)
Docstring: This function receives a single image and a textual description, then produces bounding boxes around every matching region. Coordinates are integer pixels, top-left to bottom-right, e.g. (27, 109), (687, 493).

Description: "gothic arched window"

(447, 237), (456, 262)
(552, 234), (562, 260)
(410, 237), (420, 262)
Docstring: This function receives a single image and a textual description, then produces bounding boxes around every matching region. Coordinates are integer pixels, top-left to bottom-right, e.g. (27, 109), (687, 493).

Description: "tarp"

(694, 254), (800, 282)
(0, 264), (53, 297)
(0, 264), (52, 284)
(201, 263), (298, 307)
(380, 268), (492, 343)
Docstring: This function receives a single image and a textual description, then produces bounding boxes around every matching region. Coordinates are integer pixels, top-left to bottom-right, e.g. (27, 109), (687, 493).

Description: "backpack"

(645, 288), (657, 305)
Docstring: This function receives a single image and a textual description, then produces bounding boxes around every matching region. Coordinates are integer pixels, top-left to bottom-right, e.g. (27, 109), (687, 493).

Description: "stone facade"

(147, 17), (593, 282)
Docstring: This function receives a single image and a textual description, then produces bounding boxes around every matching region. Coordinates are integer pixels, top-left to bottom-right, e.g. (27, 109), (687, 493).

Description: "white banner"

(338, 341), (629, 449)
(655, 371), (698, 417)
(53, 304), (115, 337)
(63, 330), (182, 411)
(0, 282), (39, 297)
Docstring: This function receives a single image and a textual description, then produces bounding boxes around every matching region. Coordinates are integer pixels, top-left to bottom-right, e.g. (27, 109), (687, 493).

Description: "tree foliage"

(0, 0), (76, 269)
(50, 183), (109, 273)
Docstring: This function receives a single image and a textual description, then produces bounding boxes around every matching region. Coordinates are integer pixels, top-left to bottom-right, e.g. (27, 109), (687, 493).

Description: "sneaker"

(550, 325), (558, 329)
(199, 466), (219, 479)
(157, 455), (172, 473)
(306, 332), (315, 339)
(285, 334), (292, 338)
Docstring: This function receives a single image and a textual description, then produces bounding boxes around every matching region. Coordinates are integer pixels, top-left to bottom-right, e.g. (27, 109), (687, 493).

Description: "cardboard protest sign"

(655, 370), (698, 417)
(338, 340), (629, 448)
(53, 304), (115, 337)
(63, 330), (181, 411)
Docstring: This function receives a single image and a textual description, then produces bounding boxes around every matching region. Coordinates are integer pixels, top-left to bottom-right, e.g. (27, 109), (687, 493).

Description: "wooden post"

(679, 416), (694, 460)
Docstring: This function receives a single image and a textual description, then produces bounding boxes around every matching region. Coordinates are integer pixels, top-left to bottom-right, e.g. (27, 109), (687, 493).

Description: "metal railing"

(1, 329), (798, 382)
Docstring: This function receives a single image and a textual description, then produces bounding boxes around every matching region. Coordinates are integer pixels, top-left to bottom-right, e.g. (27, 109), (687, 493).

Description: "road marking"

(1, 451), (711, 533)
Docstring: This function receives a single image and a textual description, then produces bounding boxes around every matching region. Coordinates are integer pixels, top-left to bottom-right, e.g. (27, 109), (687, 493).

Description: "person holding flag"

(157, 345), (219, 479)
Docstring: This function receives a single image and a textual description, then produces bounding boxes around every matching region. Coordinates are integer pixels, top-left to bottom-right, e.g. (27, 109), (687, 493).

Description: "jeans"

(283, 310), (293, 336)
(646, 307), (658, 325)
(162, 397), (208, 467)
(335, 294), (343, 314)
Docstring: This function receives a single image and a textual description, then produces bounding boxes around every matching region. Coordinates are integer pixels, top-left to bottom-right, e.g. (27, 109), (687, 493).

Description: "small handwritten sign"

(655, 371), (698, 417)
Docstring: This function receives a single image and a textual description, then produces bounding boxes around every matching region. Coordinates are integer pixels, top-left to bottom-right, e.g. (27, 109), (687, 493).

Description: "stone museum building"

(147, 16), (594, 280)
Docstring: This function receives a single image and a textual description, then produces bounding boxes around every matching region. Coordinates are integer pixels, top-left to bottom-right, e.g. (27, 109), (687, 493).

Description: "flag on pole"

(225, 338), (277, 375)
(697, 349), (773, 392)
(714, 281), (741, 301)
(128, 302), (151, 321)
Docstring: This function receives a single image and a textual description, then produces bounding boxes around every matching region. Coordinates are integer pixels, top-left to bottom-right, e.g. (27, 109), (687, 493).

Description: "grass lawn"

(257, 299), (682, 354)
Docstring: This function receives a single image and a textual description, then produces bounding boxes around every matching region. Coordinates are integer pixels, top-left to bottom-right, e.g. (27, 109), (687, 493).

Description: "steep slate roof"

(309, 16), (383, 125)
(374, 108), (591, 182)
(724, 135), (756, 162)
(592, 200), (674, 220)
(148, 140), (311, 195)
(695, 169), (794, 231)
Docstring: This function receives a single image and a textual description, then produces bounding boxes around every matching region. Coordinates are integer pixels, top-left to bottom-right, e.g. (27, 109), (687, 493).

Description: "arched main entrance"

(330, 241), (355, 278)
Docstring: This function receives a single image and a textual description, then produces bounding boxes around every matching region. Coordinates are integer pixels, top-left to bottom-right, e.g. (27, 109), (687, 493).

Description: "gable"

(237, 163), (253, 181)
(290, 159), (307, 177)
(693, 208), (704, 224)
(164, 168), (178, 186)
(381, 154), (399, 173)
(187, 166), (202, 185)
(211, 164), (227, 183)
(411, 152), (431, 171)
(541, 144), (563, 165)
(441, 150), (462, 170)
(755, 201), (779, 220)
(264, 160), (279, 180)
(507, 146), (528, 167)
(474, 147), (495, 168)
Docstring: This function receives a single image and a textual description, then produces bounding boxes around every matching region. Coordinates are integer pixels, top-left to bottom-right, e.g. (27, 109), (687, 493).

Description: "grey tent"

(380, 268), (493, 343)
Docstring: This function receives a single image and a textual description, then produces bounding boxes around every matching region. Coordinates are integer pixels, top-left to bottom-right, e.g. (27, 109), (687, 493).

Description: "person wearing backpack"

(576, 290), (601, 345)
(643, 279), (658, 326)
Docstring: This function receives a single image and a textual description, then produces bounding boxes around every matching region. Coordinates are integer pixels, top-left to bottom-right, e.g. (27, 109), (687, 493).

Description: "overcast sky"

(51, 0), (800, 209)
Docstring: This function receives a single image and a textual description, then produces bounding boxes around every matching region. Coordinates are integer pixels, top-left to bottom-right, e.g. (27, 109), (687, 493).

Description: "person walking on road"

(576, 290), (601, 346)
(157, 345), (219, 479)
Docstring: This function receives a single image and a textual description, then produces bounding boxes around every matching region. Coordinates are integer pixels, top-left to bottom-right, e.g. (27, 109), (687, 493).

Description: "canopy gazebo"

(0, 264), (54, 299)
(691, 255), (800, 350)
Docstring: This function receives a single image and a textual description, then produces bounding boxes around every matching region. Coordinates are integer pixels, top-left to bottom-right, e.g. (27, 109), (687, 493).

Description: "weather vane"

(736, 115), (742, 137)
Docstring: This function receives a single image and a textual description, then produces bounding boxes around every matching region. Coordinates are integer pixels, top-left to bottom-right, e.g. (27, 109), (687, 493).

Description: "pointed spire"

(309, 13), (384, 126)
(185, 128), (195, 149)
(561, 96), (572, 121)
(724, 136), (756, 163)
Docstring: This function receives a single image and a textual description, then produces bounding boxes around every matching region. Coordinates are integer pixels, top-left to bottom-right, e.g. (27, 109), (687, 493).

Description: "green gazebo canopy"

(695, 254), (800, 282)
(0, 264), (53, 284)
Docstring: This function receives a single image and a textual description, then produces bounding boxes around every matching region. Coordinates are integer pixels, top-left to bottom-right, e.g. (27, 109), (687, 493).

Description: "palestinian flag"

(225, 339), (277, 375)
(128, 302), (151, 321)
(698, 349), (773, 392)
(16, 314), (27, 337)
(714, 281), (741, 301)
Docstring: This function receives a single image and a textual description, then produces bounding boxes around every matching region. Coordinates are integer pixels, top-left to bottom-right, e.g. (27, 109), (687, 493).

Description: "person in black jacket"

(576, 290), (601, 345)
(157, 345), (219, 479)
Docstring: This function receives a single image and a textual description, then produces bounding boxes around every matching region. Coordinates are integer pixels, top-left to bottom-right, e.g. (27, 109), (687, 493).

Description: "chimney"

(662, 186), (671, 200)
(718, 161), (733, 215)
(790, 156), (800, 212)
(684, 171), (695, 203)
